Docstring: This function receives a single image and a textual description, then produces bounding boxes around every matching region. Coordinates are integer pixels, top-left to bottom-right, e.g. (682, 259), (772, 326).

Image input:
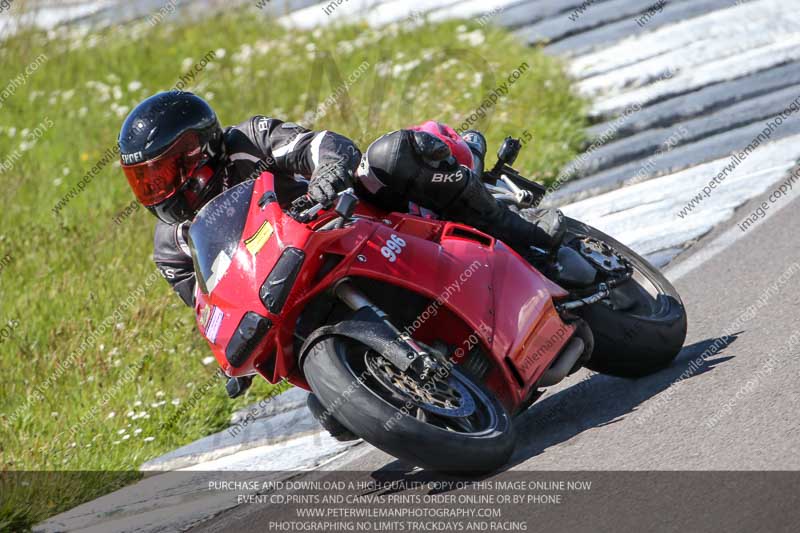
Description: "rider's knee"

(364, 130), (416, 191)
(360, 129), (471, 213)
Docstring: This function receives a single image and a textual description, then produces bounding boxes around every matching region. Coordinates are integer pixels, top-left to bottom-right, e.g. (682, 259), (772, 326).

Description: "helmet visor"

(121, 130), (205, 206)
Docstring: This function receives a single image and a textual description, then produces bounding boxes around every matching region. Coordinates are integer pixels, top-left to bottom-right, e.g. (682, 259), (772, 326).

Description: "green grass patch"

(0, 7), (586, 529)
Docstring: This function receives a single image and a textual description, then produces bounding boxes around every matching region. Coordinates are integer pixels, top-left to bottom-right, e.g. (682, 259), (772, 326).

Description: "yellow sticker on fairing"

(244, 221), (274, 255)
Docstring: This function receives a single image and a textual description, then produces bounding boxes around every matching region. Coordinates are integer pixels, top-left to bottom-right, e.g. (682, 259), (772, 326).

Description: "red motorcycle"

(189, 123), (687, 472)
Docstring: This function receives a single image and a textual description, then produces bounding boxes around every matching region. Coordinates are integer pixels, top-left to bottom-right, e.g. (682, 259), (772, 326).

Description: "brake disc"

(365, 354), (476, 418)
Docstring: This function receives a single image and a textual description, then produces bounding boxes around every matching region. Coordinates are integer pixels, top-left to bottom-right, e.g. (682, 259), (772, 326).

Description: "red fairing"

(410, 120), (475, 170)
(193, 171), (576, 414)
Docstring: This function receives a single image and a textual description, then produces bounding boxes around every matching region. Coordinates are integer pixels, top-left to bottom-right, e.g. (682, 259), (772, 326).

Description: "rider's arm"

(153, 220), (195, 307)
(232, 116), (362, 177)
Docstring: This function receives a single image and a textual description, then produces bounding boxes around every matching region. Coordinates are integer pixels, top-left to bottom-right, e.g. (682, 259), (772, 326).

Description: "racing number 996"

(381, 234), (406, 263)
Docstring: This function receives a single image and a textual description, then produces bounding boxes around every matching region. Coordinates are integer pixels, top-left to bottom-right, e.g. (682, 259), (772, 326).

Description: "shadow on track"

(367, 335), (739, 485)
(505, 334), (738, 467)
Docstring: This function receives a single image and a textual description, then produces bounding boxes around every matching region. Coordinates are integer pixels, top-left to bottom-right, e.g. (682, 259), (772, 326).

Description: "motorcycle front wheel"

(302, 335), (515, 473)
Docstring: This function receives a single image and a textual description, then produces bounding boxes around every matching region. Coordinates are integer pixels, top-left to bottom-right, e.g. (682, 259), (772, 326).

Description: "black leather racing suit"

(153, 116), (361, 306)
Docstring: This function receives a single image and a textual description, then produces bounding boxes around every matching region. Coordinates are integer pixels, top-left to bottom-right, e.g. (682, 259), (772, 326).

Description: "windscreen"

(188, 180), (255, 294)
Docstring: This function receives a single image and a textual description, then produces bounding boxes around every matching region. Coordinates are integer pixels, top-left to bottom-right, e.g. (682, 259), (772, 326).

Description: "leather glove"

(308, 162), (354, 207)
(409, 130), (454, 167)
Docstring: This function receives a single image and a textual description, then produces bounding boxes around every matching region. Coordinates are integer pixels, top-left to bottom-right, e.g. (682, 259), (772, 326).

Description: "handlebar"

(289, 188), (357, 223)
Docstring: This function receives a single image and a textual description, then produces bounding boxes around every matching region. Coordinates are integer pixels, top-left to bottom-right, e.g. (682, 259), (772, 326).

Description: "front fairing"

(189, 174), (308, 378)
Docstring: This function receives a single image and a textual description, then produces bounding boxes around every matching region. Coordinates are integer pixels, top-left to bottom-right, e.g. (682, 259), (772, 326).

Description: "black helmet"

(119, 91), (224, 224)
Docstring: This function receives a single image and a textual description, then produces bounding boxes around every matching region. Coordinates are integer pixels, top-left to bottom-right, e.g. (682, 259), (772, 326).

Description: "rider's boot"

(458, 130), (565, 255)
(441, 167), (565, 255)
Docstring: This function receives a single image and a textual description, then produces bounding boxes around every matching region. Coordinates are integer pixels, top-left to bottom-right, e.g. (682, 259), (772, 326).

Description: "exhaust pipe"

(538, 337), (585, 387)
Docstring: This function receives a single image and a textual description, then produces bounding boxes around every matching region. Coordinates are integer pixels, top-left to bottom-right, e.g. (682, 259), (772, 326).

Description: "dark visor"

(121, 131), (204, 206)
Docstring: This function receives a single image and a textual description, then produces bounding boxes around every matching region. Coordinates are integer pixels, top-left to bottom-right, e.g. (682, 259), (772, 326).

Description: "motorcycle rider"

(118, 91), (563, 309)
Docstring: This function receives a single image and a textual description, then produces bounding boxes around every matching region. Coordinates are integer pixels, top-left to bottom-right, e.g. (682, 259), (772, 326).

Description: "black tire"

(303, 336), (515, 473)
(306, 393), (359, 442)
(564, 217), (687, 377)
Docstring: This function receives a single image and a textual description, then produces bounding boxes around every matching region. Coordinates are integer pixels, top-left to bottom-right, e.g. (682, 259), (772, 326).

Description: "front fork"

(333, 280), (440, 380)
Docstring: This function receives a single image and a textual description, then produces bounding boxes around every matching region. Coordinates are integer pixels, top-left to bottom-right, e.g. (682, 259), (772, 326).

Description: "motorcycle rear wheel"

(564, 217), (688, 377)
(303, 335), (515, 473)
